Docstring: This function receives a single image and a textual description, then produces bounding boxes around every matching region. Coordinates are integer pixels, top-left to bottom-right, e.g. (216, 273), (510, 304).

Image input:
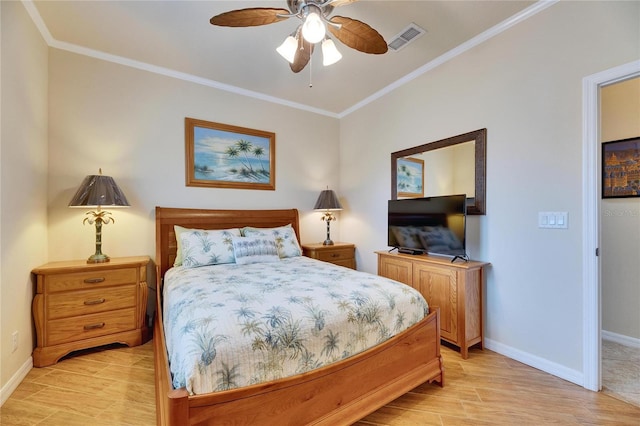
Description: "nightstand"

(302, 242), (356, 269)
(31, 256), (150, 367)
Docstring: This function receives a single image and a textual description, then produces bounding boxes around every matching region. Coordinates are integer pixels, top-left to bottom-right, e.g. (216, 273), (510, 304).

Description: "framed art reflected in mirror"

(397, 157), (424, 198)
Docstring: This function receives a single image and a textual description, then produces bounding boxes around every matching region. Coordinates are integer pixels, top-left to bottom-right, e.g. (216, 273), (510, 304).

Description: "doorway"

(582, 60), (640, 392)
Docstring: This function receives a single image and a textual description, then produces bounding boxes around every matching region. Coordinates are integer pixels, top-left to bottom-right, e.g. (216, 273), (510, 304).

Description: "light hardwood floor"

(602, 340), (640, 407)
(2, 341), (639, 425)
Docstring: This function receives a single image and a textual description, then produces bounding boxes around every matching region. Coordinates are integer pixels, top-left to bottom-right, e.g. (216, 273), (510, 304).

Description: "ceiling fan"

(210, 0), (388, 73)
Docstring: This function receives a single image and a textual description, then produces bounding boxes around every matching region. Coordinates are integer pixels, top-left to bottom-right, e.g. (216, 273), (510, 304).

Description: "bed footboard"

(155, 303), (443, 426)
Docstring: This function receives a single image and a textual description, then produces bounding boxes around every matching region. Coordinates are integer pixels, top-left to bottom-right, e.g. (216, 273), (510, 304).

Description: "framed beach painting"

(602, 136), (640, 198)
(397, 157), (424, 198)
(185, 118), (275, 190)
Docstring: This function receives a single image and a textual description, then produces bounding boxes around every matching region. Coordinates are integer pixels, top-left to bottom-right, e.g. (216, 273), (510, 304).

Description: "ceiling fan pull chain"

(309, 55), (313, 88)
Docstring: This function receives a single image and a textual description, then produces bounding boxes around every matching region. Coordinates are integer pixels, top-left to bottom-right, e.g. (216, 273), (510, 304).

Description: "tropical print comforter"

(163, 256), (429, 395)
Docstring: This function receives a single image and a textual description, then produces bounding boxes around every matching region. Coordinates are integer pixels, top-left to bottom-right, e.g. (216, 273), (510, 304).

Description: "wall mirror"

(391, 128), (486, 215)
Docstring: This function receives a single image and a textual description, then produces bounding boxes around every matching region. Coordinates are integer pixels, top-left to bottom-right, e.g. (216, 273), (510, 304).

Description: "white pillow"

(232, 236), (280, 265)
(241, 224), (302, 258)
(173, 225), (194, 266)
(179, 228), (241, 268)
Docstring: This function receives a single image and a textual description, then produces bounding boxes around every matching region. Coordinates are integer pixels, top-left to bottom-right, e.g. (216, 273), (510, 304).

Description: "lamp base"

(322, 239), (334, 246)
(87, 253), (110, 264)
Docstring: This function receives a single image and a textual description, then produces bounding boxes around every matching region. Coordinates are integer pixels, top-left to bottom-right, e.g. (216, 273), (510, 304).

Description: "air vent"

(388, 23), (426, 52)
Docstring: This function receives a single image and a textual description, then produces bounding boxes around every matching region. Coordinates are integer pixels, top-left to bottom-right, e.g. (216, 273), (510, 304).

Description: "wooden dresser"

(377, 251), (488, 359)
(302, 242), (356, 269)
(31, 256), (150, 367)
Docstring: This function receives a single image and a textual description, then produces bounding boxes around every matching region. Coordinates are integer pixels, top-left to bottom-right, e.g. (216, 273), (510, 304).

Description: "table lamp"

(68, 169), (130, 263)
(313, 188), (342, 246)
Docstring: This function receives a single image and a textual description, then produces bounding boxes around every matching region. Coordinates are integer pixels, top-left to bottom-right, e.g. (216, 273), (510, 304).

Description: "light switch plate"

(539, 212), (568, 229)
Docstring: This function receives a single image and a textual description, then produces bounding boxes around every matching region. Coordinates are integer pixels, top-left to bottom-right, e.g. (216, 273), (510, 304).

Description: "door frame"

(582, 59), (640, 391)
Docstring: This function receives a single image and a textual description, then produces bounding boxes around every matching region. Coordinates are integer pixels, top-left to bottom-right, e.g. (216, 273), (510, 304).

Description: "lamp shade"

(276, 35), (298, 64)
(313, 189), (342, 211)
(322, 39), (342, 66)
(68, 174), (130, 208)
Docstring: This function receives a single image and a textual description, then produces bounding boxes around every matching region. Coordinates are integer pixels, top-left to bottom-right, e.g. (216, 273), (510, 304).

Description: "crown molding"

(338, 1), (558, 117)
(22, 0), (557, 119)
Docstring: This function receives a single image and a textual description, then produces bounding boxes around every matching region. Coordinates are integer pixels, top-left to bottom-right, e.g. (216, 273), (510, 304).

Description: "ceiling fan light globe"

(302, 12), (325, 44)
(276, 35), (298, 63)
(322, 39), (342, 66)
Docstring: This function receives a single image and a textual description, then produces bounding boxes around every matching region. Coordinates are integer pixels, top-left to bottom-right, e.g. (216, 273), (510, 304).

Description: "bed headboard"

(155, 207), (300, 282)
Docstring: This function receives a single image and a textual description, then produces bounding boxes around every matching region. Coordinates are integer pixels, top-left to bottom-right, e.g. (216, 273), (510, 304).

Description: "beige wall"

(339, 0), (639, 379)
(0, 1), (49, 399)
(47, 50), (341, 263)
(601, 77), (640, 340)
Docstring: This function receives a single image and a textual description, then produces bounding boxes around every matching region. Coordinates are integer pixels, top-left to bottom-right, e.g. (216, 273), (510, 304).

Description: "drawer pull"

(331, 254), (340, 258)
(83, 277), (106, 284)
(84, 322), (105, 330)
(84, 298), (106, 306)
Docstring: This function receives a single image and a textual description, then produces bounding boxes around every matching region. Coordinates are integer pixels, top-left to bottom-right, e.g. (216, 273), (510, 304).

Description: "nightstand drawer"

(46, 268), (137, 293)
(315, 248), (353, 262)
(331, 259), (356, 269)
(47, 308), (137, 346)
(47, 286), (137, 319)
(302, 243), (356, 270)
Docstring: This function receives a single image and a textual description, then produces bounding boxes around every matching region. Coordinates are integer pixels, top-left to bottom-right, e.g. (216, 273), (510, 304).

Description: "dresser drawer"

(47, 308), (137, 346)
(46, 268), (137, 293)
(47, 286), (137, 320)
(315, 248), (354, 262)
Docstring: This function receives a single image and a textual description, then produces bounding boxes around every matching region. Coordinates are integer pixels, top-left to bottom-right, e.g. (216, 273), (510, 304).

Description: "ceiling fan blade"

(327, 0), (359, 8)
(328, 16), (388, 54)
(290, 37), (314, 73)
(210, 8), (290, 27)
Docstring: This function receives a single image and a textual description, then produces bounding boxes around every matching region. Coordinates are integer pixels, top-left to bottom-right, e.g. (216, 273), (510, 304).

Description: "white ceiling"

(29, 0), (539, 116)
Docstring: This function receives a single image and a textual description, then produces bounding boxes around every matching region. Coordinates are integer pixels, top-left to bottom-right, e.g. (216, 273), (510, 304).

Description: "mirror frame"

(391, 128), (486, 215)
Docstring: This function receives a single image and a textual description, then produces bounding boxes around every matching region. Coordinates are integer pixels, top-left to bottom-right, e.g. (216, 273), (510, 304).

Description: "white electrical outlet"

(12, 331), (18, 353)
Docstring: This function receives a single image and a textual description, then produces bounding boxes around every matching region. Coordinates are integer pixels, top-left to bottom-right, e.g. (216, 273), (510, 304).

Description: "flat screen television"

(388, 195), (467, 258)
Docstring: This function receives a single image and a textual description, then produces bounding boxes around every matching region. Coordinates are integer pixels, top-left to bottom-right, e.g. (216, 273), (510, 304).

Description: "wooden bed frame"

(154, 206), (444, 426)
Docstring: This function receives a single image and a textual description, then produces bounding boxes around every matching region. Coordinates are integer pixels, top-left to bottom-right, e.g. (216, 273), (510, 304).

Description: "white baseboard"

(484, 338), (584, 388)
(602, 330), (640, 348)
(0, 356), (33, 407)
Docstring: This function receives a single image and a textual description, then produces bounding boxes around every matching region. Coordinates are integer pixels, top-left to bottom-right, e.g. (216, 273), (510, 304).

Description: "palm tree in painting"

(397, 163), (415, 191)
(253, 146), (268, 174)
(235, 139), (255, 173)
(225, 146), (247, 171)
(399, 164), (412, 178)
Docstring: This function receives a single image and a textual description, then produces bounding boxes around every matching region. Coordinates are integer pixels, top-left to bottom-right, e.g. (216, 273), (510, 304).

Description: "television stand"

(451, 254), (470, 263)
(376, 251), (489, 359)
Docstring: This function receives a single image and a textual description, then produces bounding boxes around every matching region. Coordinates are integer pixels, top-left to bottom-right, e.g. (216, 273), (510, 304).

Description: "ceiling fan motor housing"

(288, 0), (335, 17)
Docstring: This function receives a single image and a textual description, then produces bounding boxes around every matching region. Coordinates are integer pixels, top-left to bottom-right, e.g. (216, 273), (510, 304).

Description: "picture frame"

(602, 136), (640, 198)
(185, 118), (275, 190)
(397, 157), (424, 198)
